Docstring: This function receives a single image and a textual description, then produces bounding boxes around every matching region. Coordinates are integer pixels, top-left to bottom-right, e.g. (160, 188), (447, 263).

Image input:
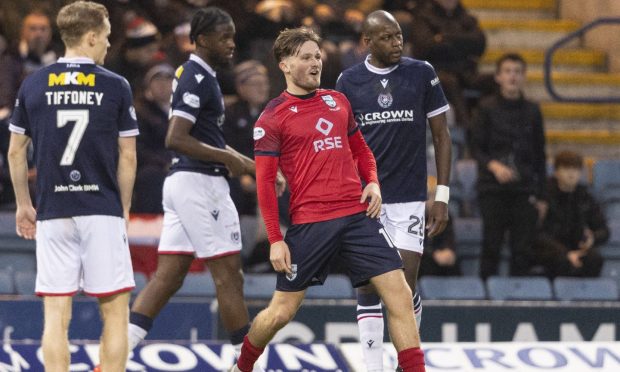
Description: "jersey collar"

(364, 55), (399, 75)
(57, 57), (95, 64)
(190, 54), (216, 77)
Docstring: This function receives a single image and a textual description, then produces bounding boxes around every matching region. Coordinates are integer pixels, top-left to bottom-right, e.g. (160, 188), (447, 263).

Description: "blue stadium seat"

(175, 272), (216, 297)
(454, 159), (479, 216)
(554, 277), (619, 301)
(0, 269), (14, 294)
(593, 160), (620, 195)
(600, 222), (620, 259)
(243, 274), (277, 299)
(0, 253), (36, 272)
(604, 201), (620, 221)
(486, 276), (553, 300)
(14, 271), (36, 295)
(305, 275), (353, 299)
(459, 258), (480, 277)
(601, 260), (620, 288)
(419, 276), (486, 300)
(133, 272), (149, 294)
(453, 218), (482, 258)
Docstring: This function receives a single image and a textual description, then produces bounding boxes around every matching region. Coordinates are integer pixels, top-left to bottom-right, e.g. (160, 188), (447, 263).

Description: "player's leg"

(233, 290), (306, 372)
(205, 253), (250, 354)
(98, 292), (130, 372)
(355, 283), (384, 372)
(399, 249), (423, 326)
(42, 296), (73, 372)
(128, 254), (194, 348)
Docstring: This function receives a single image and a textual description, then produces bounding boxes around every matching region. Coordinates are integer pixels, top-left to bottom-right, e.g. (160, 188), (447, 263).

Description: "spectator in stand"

(410, 0), (486, 128)
(532, 151), (608, 278)
(106, 16), (165, 92)
(419, 176), (460, 277)
(469, 53), (547, 280)
(165, 20), (194, 68)
(132, 63), (175, 214)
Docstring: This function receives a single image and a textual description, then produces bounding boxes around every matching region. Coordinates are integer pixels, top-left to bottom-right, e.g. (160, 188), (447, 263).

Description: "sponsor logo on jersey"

(315, 118), (333, 135)
(356, 110), (414, 126)
(321, 95), (337, 108)
(431, 77), (440, 86)
(380, 78), (389, 89)
(289, 106), (297, 113)
(254, 127), (266, 140)
(195, 73), (204, 83)
(377, 93), (393, 108)
(48, 72), (95, 87)
(286, 264), (298, 281)
(313, 118), (342, 152)
(70, 170), (81, 182)
(182, 92), (200, 108)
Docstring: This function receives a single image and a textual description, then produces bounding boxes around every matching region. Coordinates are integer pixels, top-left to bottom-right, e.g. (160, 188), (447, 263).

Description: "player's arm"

(427, 113), (451, 237)
(166, 116), (249, 177)
(117, 136), (137, 221)
(255, 155), (291, 274)
(348, 130), (382, 218)
(8, 133), (36, 239)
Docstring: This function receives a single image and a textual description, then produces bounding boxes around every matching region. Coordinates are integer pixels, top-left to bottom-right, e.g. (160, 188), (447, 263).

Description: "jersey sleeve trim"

(119, 128), (140, 137)
(348, 126), (359, 136)
(8, 123), (26, 134)
(171, 110), (196, 123)
(427, 104), (450, 118)
(254, 150), (280, 157)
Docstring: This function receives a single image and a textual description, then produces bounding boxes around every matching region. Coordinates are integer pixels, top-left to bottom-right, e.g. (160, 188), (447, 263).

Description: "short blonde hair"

(57, 1), (109, 48)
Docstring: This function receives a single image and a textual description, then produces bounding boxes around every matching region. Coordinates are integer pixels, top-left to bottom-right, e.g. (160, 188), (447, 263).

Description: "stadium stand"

(14, 271), (35, 295)
(243, 274), (277, 300)
(554, 277), (619, 301)
(486, 276), (553, 300)
(305, 275), (354, 299)
(601, 259), (620, 289)
(175, 272), (217, 297)
(0, 269), (14, 294)
(133, 272), (149, 294)
(419, 276), (486, 300)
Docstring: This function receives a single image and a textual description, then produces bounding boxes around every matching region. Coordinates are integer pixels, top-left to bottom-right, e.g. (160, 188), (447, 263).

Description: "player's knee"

(212, 268), (244, 292)
(267, 306), (296, 329)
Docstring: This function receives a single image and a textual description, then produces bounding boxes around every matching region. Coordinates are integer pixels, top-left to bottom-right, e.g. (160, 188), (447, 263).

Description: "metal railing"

(544, 17), (620, 103)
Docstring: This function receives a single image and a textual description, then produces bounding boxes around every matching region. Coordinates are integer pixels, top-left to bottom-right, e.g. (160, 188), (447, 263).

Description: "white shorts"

(158, 172), (242, 259)
(36, 216), (134, 296)
(380, 201), (426, 254)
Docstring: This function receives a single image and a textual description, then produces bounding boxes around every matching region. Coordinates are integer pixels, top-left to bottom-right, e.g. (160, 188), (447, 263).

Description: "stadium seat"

(133, 272), (148, 293)
(14, 271), (36, 295)
(0, 269), (14, 294)
(175, 272), (216, 297)
(459, 257), (480, 277)
(593, 160), (620, 195)
(554, 277), (619, 301)
(604, 200), (620, 221)
(601, 259), (620, 288)
(0, 253), (36, 272)
(453, 218), (482, 258)
(600, 222), (620, 259)
(419, 276), (486, 300)
(243, 274), (277, 299)
(454, 159), (478, 216)
(305, 275), (353, 299)
(486, 276), (553, 300)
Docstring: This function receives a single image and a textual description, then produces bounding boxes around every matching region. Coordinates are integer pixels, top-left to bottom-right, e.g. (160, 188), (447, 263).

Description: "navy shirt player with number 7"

(230, 27), (427, 372)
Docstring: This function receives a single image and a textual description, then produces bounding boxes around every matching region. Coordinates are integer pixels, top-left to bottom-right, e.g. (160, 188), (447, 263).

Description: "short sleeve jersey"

(168, 54), (228, 176)
(336, 56), (449, 203)
(8, 57), (139, 220)
(254, 89), (367, 224)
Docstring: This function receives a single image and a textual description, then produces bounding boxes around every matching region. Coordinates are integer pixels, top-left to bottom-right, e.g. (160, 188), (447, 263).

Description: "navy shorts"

(277, 212), (403, 292)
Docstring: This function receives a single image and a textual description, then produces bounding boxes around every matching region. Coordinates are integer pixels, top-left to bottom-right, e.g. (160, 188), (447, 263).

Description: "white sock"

(357, 303), (384, 372)
(413, 291), (422, 330)
(128, 323), (148, 352)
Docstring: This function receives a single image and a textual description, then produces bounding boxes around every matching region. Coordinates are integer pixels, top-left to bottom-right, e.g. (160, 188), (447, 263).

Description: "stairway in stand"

(463, 0), (620, 159)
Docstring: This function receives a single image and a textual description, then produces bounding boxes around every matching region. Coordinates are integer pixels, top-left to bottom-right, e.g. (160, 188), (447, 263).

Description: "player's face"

(495, 59), (526, 97)
(204, 21), (236, 68)
(365, 21), (403, 68)
(281, 40), (322, 94)
(92, 19), (111, 65)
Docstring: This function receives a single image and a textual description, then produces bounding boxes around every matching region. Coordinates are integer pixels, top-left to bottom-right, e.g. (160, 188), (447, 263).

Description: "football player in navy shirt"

(231, 27), (427, 372)
(8, 2), (137, 371)
(336, 11), (452, 371)
(126, 8), (283, 367)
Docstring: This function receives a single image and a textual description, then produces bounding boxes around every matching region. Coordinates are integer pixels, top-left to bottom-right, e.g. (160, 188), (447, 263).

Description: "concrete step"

(541, 102), (620, 121)
(481, 49), (607, 73)
(462, 0), (556, 11)
(479, 19), (581, 49)
(525, 71), (620, 101)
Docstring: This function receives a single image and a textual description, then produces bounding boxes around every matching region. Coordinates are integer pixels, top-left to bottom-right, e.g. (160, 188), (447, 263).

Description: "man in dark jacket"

(533, 151), (608, 278)
(470, 53), (547, 279)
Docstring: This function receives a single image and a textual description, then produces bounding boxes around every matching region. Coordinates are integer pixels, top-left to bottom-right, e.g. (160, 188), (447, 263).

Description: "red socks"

(237, 335), (265, 372)
(398, 347), (426, 372)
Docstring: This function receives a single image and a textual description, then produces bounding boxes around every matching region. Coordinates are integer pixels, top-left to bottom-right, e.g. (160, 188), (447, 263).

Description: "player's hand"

(488, 160), (517, 184)
(275, 170), (287, 197)
(361, 182), (382, 218)
(270, 240), (292, 275)
(15, 206), (36, 240)
(426, 201), (448, 238)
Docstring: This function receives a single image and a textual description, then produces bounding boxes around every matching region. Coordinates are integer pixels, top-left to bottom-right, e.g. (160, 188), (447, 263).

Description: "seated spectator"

(532, 151), (608, 278)
(420, 176), (461, 276)
(132, 63), (175, 213)
(410, 0), (486, 127)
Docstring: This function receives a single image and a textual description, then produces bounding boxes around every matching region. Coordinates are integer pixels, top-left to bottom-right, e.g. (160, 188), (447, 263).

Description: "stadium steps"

(464, 0), (620, 159)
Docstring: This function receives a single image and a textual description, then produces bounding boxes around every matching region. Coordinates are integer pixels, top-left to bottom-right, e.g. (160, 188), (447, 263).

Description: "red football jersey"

(254, 89), (369, 224)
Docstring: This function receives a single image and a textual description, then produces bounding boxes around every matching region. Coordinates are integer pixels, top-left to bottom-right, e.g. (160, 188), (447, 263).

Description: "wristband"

(435, 185), (449, 204)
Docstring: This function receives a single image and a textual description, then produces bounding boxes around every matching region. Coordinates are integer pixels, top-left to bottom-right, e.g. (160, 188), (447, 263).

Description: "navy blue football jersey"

(168, 54), (227, 176)
(336, 56), (449, 203)
(9, 57), (139, 220)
